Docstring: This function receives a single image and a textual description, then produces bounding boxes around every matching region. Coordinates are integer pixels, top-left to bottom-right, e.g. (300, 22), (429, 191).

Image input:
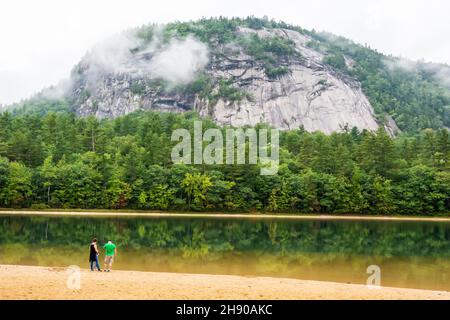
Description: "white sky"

(0, 0), (449, 105)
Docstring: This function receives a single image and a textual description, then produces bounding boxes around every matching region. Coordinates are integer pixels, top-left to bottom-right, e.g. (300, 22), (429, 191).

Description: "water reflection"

(0, 215), (449, 291)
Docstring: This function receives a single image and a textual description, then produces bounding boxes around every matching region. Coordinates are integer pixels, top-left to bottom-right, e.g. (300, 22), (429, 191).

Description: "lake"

(0, 214), (449, 291)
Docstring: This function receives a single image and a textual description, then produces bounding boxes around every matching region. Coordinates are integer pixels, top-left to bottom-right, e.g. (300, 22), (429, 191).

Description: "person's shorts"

(104, 255), (114, 266)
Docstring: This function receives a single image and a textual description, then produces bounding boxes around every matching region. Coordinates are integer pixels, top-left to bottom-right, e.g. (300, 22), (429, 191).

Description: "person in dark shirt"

(89, 238), (102, 272)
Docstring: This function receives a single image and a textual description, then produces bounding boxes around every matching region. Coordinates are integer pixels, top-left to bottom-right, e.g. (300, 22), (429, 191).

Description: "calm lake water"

(0, 214), (449, 291)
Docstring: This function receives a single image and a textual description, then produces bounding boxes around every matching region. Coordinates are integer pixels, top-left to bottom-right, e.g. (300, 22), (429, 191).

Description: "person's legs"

(104, 256), (114, 272)
(95, 255), (101, 271)
(104, 256), (111, 271)
(103, 257), (108, 271)
(90, 260), (94, 271)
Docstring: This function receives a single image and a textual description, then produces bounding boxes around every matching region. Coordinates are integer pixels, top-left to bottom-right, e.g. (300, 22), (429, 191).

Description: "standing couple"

(89, 238), (117, 272)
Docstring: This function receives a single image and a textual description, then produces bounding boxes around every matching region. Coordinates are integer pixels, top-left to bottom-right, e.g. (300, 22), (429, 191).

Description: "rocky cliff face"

(69, 25), (391, 134)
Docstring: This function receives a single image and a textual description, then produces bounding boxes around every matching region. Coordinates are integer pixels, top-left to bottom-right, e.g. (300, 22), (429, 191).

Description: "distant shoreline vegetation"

(0, 110), (449, 216)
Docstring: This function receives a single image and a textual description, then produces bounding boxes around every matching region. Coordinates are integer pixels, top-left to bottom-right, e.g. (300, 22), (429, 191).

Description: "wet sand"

(1, 265), (449, 300)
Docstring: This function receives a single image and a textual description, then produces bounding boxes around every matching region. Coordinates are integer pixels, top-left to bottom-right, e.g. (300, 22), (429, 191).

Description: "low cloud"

(81, 29), (210, 91)
(150, 37), (210, 84)
(384, 57), (417, 73)
(85, 32), (140, 76)
(40, 79), (75, 100)
(420, 63), (450, 88)
(384, 57), (450, 89)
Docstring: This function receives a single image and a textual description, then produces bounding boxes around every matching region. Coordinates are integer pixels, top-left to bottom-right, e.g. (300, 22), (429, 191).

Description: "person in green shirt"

(103, 240), (117, 272)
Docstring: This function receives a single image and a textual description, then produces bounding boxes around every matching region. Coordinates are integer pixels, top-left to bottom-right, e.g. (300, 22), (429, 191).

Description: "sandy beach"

(0, 265), (449, 300)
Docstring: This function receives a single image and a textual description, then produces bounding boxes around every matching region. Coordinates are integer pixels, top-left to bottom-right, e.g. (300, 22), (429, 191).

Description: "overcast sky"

(0, 0), (449, 105)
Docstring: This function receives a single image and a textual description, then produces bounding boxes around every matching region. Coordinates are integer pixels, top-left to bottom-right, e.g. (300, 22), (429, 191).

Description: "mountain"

(9, 17), (450, 134)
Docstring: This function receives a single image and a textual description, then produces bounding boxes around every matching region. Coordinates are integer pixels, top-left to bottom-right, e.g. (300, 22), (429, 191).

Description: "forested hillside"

(9, 17), (450, 133)
(162, 17), (450, 132)
(0, 109), (449, 215)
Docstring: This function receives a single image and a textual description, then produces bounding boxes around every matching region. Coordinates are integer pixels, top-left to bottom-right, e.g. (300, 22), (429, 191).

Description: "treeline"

(0, 109), (449, 215)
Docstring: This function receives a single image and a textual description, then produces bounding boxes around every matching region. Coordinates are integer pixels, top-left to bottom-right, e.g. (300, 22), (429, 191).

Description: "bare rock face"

(69, 26), (390, 134)
(194, 27), (379, 133)
(73, 74), (189, 119)
(199, 70), (379, 134)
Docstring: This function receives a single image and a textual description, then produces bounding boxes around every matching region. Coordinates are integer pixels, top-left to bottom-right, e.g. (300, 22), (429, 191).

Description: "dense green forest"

(0, 108), (449, 215)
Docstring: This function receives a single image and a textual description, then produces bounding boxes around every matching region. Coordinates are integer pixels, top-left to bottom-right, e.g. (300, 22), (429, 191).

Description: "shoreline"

(0, 209), (450, 222)
(1, 265), (449, 300)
